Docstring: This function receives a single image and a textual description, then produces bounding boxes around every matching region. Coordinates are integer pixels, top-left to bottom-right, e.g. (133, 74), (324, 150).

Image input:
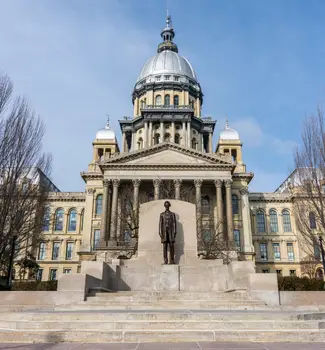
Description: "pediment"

(101, 142), (233, 168)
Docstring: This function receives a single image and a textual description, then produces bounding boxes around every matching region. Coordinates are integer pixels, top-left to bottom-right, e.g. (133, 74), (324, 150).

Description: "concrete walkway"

(1, 343), (325, 349)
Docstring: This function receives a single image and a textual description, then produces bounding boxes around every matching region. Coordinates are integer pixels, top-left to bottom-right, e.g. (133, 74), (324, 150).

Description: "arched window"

(316, 268), (324, 280)
(309, 212), (316, 229)
(201, 195), (210, 215)
(137, 137), (143, 149)
(256, 210), (266, 233)
(282, 209), (292, 232)
(234, 229), (241, 250)
(68, 209), (77, 232)
(140, 99), (146, 109)
(42, 207), (50, 232)
(164, 133), (170, 142)
(80, 209), (84, 231)
(232, 194), (239, 215)
(95, 194), (103, 216)
(175, 134), (180, 144)
(174, 95), (179, 106)
(54, 208), (64, 231)
(164, 94), (170, 106)
(191, 138), (197, 150)
(155, 95), (162, 105)
(269, 209), (278, 233)
(154, 134), (160, 145)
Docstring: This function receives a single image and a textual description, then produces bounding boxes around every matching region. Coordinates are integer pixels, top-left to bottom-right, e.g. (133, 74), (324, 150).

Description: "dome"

(219, 121), (240, 140)
(95, 120), (116, 140)
(136, 50), (198, 84)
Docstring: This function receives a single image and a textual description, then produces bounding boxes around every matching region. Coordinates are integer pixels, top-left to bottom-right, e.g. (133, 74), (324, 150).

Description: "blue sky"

(1, 0), (325, 192)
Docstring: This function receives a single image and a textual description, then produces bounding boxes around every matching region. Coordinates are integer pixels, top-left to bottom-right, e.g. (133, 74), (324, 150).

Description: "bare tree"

(0, 74), (52, 280)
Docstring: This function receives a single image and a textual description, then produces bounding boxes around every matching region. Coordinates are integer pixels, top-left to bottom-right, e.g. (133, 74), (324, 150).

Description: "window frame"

(269, 209), (278, 233)
(54, 208), (64, 231)
(282, 209), (292, 232)
(66, 242), (74, 260)
(95, 194), (103, 216)
(52, 242), (60, 261)
(68, 209), (77, 232)
(256, 210), (266, 233)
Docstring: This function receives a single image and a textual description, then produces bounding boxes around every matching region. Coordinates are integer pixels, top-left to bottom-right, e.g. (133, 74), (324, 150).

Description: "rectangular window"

(260, 243), (268, 261)
(66, 242), (73, 260)
(52, 242), (60, 260)
(314, 243), (321, 260)
(36, 269), (43, 281)
(287, 243), (295, 262)
(38, 242), (46, 260)
(174, 75), (179, 82)
(93, 229), (101, 249)
(262, 269), (270, 273)
(49, 269), (57, 281)
(290, 270), (296, 277)
(165, 75), (170, 80)
(273, 243), (281, 261)
(63, 268), (71, 274)
(233, 229), (241, 251)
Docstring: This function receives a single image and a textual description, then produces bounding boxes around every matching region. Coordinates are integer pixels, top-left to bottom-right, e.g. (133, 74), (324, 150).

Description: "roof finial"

(158, 11), (178, 53)
(225, 117), (229, 129)
(105, 114), (110, 128)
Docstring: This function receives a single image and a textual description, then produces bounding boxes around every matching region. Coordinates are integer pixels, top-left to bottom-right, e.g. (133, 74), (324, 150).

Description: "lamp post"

(318, 235), (325, 278)
(6, 235), (17, 289)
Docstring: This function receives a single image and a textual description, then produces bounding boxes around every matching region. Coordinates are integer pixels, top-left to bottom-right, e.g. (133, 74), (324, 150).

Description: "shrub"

(11, 280), (57, 291)
(278, 276), (325, 291)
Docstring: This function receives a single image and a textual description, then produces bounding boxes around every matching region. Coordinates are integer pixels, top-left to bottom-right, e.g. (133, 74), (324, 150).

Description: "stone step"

(0, 319), (319, 331)
(2, 311), (298, 322)
(0, 329), (325, 343)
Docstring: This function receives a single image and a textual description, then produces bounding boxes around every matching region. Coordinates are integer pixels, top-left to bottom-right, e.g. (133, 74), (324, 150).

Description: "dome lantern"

(158, 14), (178, 53)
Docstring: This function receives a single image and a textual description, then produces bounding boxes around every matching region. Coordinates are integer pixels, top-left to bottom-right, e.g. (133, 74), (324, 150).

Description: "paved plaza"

(1, 343), (325, 350)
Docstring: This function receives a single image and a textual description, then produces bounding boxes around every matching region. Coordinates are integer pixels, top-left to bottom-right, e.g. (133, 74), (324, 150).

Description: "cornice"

(81, 171), (103, 182)
(47, 192), (86, 202)
(249, 192), (292, 203)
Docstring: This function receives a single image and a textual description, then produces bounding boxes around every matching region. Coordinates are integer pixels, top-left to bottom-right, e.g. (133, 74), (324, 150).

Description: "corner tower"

(119, 15), (215, 153)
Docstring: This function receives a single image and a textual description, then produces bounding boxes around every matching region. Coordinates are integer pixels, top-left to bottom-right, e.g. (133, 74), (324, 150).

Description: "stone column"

(100, 179), (111, 246)
(182, 121), (186, 147)
(214, 179), (224, 234)
(194, 179), (203, 241)
(208, 132), (213, 153)
(153, 178), (161, 200)
(174, 179), (182, 200)
(148, 121), (153, 147)
(122, 133), (126, 153)
(131, 132), (135, 151)
(144, 121), (148, 148)
(160, 121), (164, 143)
(171, 121), (175, 143)
(110, 179), (120, 241)
(240, 187), (254, 258)
(187, 121), (191, 148)
(132, 179), (141, 230)
(225, 179), (233, 244)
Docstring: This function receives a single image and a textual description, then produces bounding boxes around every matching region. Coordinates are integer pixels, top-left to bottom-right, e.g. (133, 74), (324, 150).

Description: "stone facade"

(25, 16), (322, 283)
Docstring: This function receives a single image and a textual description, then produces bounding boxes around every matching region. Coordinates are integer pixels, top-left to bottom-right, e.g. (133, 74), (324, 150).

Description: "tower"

(119, 15), (215, 153)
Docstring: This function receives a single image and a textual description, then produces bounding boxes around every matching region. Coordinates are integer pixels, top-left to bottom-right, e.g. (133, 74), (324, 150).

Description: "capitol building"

(35, 16), (316, 283)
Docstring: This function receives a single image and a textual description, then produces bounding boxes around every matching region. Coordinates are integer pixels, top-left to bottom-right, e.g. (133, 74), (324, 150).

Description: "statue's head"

(164, 201), (171, 210)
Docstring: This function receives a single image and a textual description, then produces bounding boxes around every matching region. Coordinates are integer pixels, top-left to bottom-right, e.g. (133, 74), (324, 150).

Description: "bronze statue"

(159, 201), (177, 264)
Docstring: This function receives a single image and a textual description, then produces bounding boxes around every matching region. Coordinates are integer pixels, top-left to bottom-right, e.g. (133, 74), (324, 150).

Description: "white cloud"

(270, 138), (297, 156)
(232, 118), (263, 147)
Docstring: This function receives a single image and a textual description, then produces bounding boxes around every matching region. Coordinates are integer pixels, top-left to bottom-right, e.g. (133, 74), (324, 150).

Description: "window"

(309, 212), (316, 229)
(260, 243), (268, 261)
(287, 242), (295, 262)
(290, 270), (296, 277)
(49, 269), (57, 281)
(322, 184), (325, 194)
(68, 209), (77, 232)
(282, 210), (292, 232)
(164, 133), (170, 142)
(276, 270), (282, 275)
(174, 76), (179, 82)
(191, 138), (197, 150)
(174, 95), (179, 106)
(80, 209), (84, 231)
(232, 194), (239, 215)
(154, 134), (160, 145)
(164, 94), (170, 106)
(316, 268), (324, 280)
(175, 134), (180, 144)
(38, 242), (46, 260)
(201, 196), (210, 215)
(93, 229), (101, 249)
(234, 229), (241, 251)
(314, 242), (321, 260)
(54, 208), (64, 231)
(269, 209), (278, 233)
(63, 268), (72, 274)
(155, 95), (162, 105)
(156, 76), (161, 82)
(165, 75), (170, 81)
(66, 242), (74, 260)
(36, 269), (43, 281)
(272, 243), (281, 261)
(262, 269), (269, 273)
(137, 137), (144, 149)
(256, 211), (266, 233)
(52, 242), (60, 260)
(95, 195), (103, 216)
(42, 207), (50, 231)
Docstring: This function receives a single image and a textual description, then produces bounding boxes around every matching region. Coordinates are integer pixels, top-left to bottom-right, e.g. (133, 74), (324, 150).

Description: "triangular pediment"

(101, 142), (233, 168)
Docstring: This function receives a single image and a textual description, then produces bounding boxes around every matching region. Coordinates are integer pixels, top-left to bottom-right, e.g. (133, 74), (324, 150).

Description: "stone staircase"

(1, 290), (325, 343)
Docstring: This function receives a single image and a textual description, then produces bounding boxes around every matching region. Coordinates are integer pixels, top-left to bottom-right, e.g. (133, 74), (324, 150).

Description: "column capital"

(240, 186), (249, 196)
(87, 188), (96, 195)
(194, 179), (203, 188)
(103, 179), (111, 187)
(132, 178), (141, 188)
(225, 179), (233, 188)
(214, 179), (223, 188)
(173, 179), (182, 187)
(153, 178), (161, 187)
(112, 179), (120, 187)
